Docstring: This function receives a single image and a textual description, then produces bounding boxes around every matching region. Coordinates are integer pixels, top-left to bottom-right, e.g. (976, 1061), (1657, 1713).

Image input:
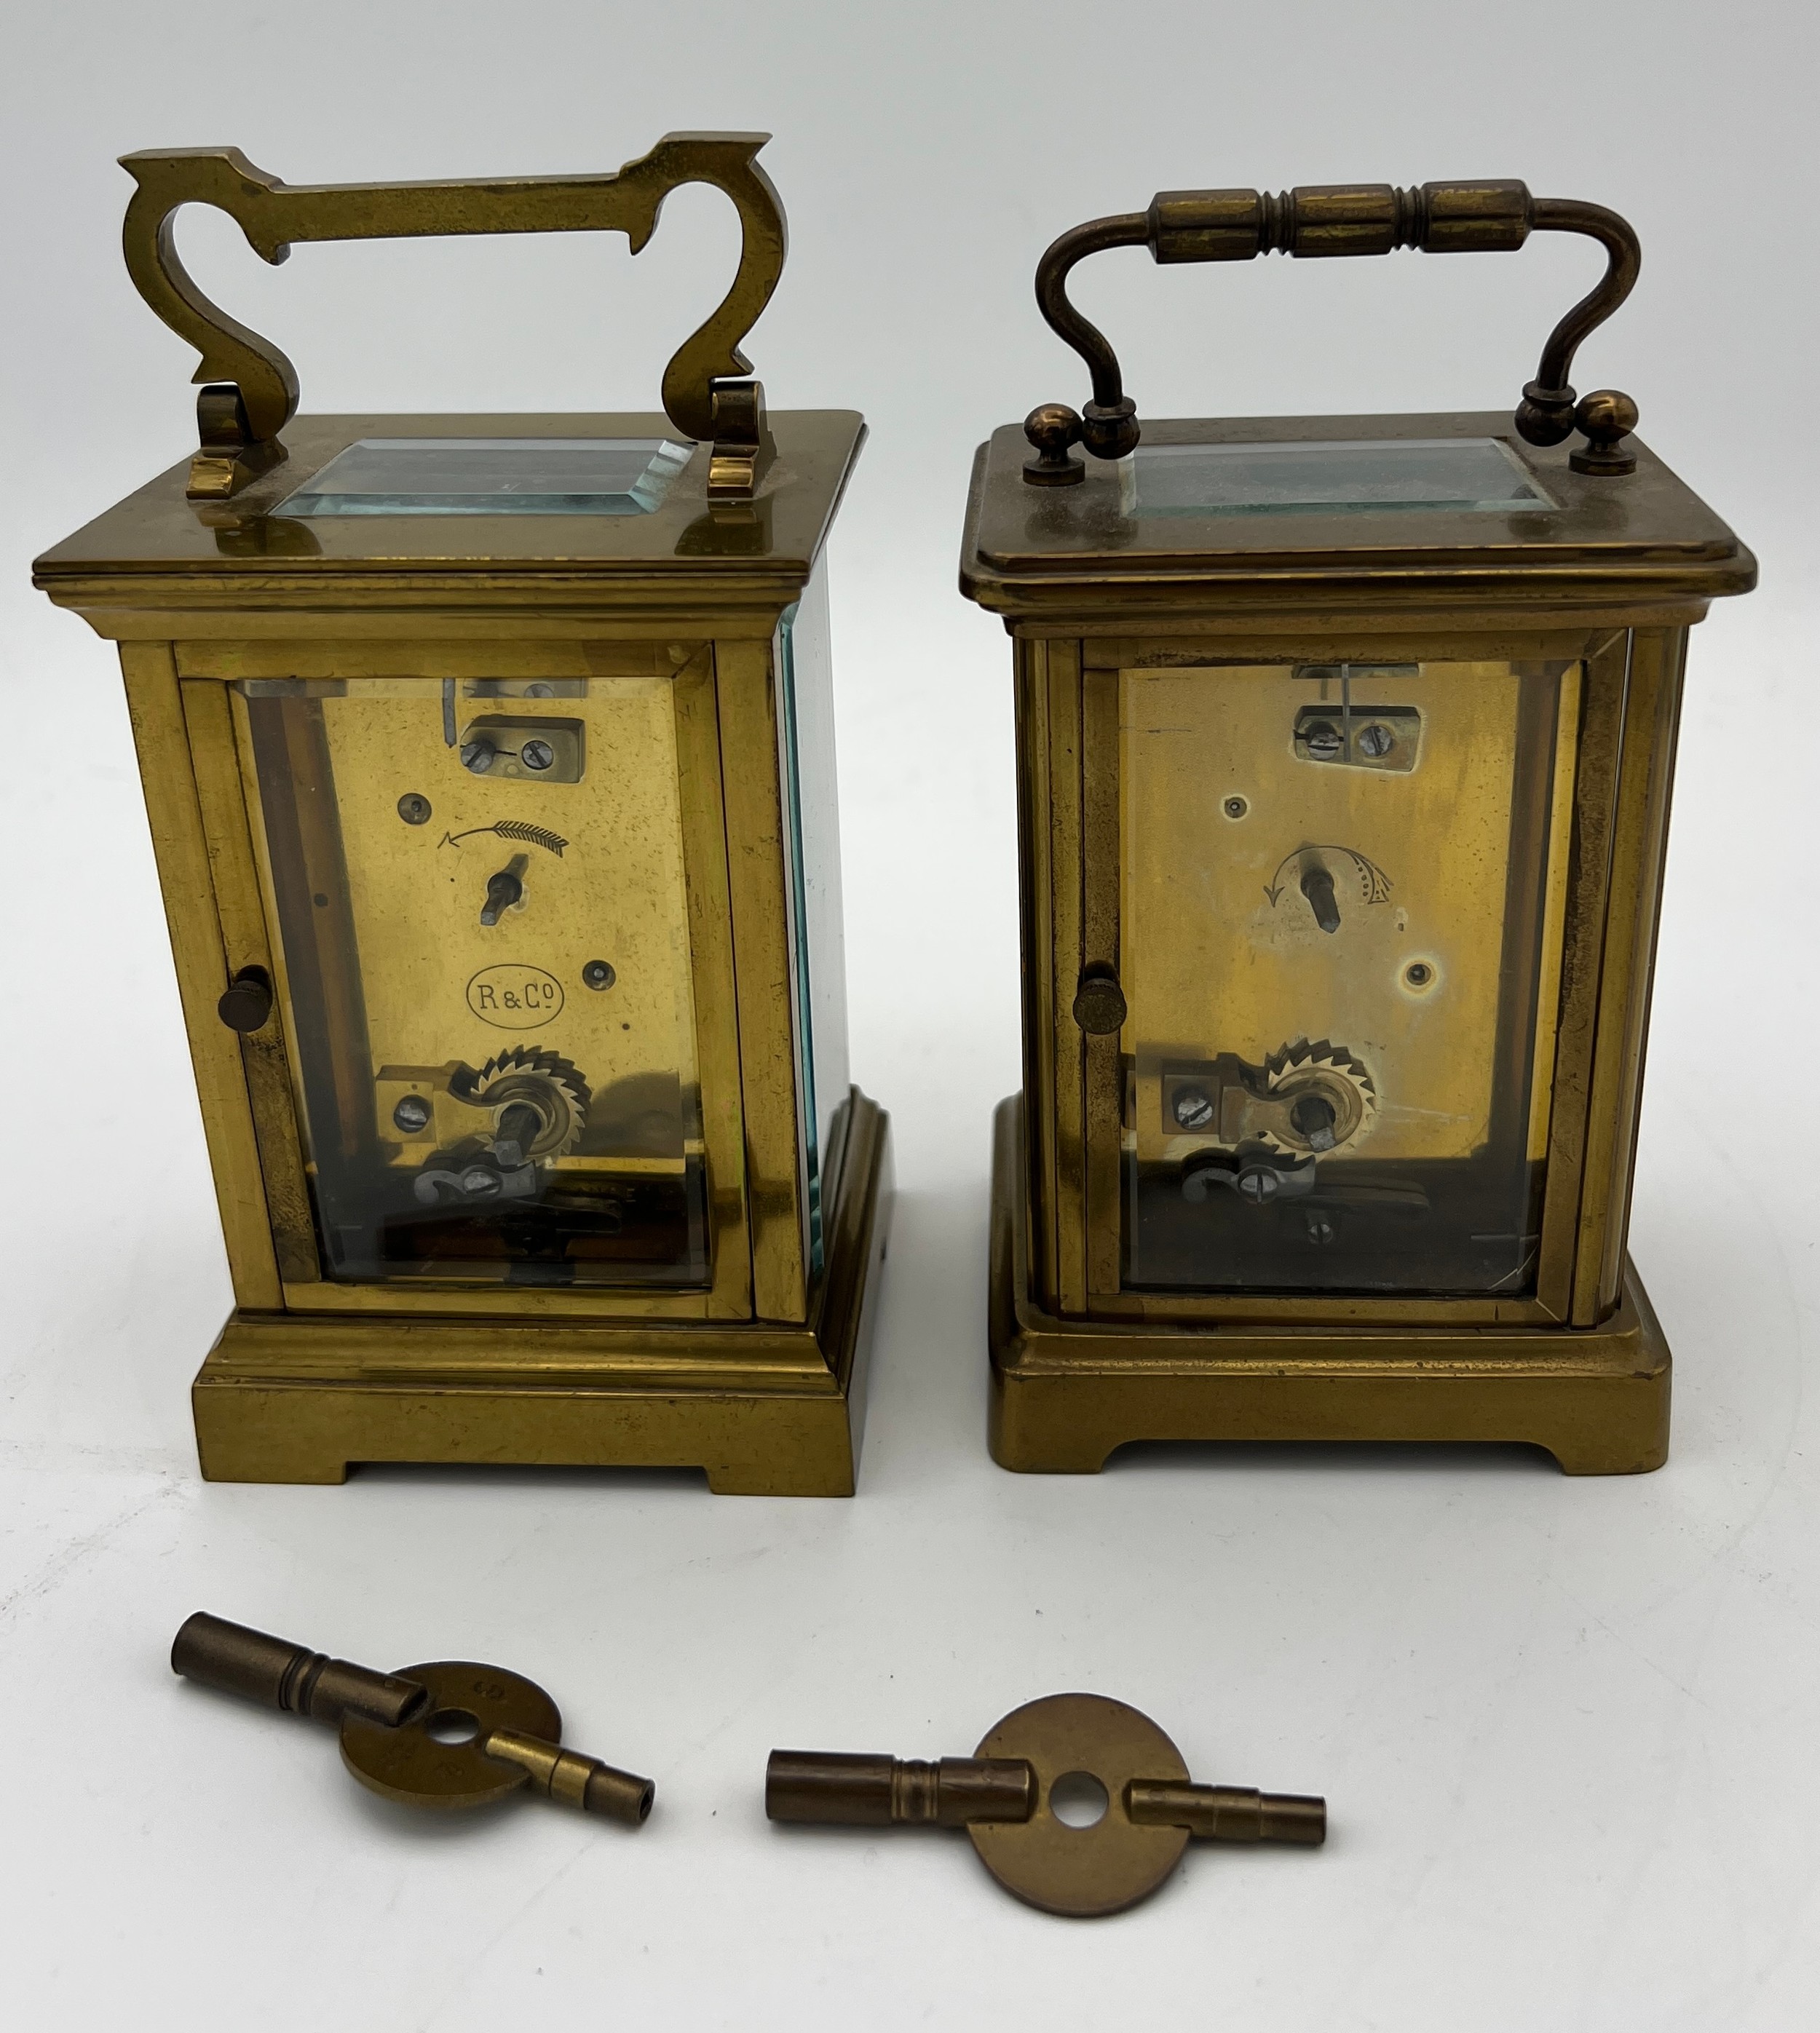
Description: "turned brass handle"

(1024, 179), (1642, 483)
(119, 131), (788, 499)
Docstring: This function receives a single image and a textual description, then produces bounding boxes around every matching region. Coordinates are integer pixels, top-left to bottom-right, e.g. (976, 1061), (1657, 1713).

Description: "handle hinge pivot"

(705, 378), (775, 499)
(190, 384), (287, 501)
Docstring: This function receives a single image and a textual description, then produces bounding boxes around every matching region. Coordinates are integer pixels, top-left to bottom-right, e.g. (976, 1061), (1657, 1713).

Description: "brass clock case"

(35, 135), (891, 1495)
(962, 178), (1754, 1475)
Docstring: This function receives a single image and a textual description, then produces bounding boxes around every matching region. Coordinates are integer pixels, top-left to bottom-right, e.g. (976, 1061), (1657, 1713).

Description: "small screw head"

(460, 739), (496, 774)
(582, 959), (617, 991)
(1305, 1212), (1337, 1246)
(396, 793), (432, 825)
(1223, 795), (1249, 820)
(1173, 1087), (1216, 1130)
(392, 1095), (432, 1133)
(1356, 722), (1394, 759)
(1404, 960), (1435, 990)
(1305, 723), (1342, 761)
(520, 738), (555, 772)
(459, 1167), (503, 1199)
(1235, 1165), (1281, 1205)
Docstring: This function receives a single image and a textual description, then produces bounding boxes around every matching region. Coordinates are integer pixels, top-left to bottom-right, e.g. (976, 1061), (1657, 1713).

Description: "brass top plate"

(33, 409), (864, 598)
(339, 1660), (560, 1810)
(960, 410), (1753, 614)
(968, 1693), (1191, 1917)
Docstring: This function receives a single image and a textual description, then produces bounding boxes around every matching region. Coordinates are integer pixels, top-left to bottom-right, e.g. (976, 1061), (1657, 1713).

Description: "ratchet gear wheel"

(473, 1047), (590, 1160)
(1262, 1039), (1376, 1156)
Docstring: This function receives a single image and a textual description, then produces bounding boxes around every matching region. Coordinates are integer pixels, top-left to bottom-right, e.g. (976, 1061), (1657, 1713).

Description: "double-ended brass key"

(172, 1612), (653, 1825)
(768, 1692), (1324, 1915)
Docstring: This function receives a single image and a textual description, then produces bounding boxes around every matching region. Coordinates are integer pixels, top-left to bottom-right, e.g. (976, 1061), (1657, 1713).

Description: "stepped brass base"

(989, 1097), (1668, 1477)
(193, 1093), (891, 1496)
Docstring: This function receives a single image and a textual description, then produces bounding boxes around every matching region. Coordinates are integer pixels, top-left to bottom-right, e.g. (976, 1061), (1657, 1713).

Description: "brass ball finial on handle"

(1570, 388), (1640, 475)
(1080, 395), (1139, 461)
(1024, 403), (1086, 485)
(1514, 377), (1580, 448)
(1515, 382), (1640, 475)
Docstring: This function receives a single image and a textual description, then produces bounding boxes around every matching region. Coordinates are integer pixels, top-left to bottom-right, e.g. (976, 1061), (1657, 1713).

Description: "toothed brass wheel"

(473, 1047), (590, 1159)
(1262, 1039), (1376, 1155)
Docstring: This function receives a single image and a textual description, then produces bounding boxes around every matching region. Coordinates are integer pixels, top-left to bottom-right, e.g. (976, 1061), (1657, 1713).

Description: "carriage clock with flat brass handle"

(960, 179), (1752, 1475)
(35, 133), (890, 1494)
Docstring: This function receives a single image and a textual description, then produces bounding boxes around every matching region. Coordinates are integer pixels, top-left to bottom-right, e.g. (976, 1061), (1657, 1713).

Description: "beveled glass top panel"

(276, 437), (692, 517)
(958, 412), (1753, 602)
(1128, 437), (1558, 518)
(32, 412), (862, 583)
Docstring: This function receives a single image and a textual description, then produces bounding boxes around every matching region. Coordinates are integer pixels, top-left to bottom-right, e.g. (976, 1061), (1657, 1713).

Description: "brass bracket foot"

(988, 1095), (1669, 1476)
(191, 1090), (891, 1494)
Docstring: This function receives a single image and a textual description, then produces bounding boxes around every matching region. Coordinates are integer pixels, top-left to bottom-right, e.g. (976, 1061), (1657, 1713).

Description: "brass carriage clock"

(962, 180), (1752, 1475)
(35, 133), (890, 1494)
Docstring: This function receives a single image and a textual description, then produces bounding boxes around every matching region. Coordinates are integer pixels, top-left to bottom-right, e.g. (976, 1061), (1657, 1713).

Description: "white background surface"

(3, 3), (1818, 2026)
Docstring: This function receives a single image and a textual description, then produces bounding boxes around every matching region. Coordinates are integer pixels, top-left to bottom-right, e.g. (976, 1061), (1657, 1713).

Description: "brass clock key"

(767, 1692), (1324, 1916)
(173, 1613), (654, 1825)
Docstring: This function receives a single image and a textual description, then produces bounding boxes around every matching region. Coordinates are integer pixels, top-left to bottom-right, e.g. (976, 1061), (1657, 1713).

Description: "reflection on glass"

(240, 675), (710, 1287)
(277, 438), (692, 517)
(1120, 658), (1578, 1296)
(775, 556), (851, 1276)
(1128, 438), (1556, 518)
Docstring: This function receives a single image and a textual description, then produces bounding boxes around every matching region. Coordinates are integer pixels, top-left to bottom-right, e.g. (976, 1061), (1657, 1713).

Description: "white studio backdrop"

(1, 2), (1817, 2028)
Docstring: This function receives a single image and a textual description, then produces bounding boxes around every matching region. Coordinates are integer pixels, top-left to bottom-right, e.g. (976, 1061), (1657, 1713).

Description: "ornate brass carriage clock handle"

(767, 1692), (1325, 1917)
(1024, 178), (1642, 481)
(173, 1612), (655, 1824)
(119, 130), (788, 501)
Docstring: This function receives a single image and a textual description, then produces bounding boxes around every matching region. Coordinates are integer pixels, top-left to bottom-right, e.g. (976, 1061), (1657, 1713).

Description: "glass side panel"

(1127, 438), (1557, 518)
(240, 675), (711, 1288)
(775, 555), (851, 1277)
(1120, 659), (1578, 1296)
(276, 438), (692, 517)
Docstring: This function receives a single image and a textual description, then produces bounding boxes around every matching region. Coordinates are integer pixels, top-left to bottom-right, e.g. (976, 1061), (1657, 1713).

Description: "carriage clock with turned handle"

(960, 179), (1752, 1475)
(34, 132), (890, 1495)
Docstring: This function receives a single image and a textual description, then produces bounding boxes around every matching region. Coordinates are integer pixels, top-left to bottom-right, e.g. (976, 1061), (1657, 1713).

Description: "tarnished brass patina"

(38, 135), (889, 1494)
(768, 1692), (1324, 1917)
(173, 1612), (654, 1824)
(963, 182), (1753, 1475)
(172, 1609), (429, 1727)
(1025, 179), (1640, 477)
(119, 133), (786, 501)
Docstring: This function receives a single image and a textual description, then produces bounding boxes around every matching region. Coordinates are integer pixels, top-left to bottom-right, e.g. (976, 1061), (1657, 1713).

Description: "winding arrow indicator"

(1264, 845), (1393, 910)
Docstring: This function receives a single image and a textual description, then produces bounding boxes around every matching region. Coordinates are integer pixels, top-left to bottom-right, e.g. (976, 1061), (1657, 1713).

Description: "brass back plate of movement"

(968, 1693), (1191, 1917)
(339, 1660), (561, 1810)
